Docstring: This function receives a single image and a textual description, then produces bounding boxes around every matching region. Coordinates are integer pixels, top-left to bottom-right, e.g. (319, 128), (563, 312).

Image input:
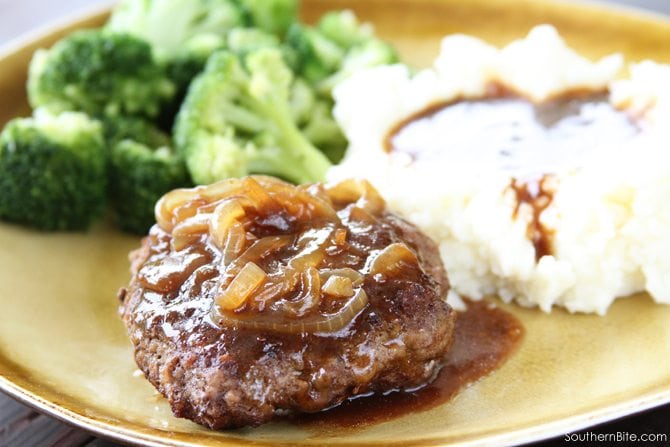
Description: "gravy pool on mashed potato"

(328, 25), (670, 314)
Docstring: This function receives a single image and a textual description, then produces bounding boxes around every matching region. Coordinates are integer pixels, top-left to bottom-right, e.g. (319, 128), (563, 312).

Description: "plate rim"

(1, 1), (670, 446)
(3, 368), (670, 447)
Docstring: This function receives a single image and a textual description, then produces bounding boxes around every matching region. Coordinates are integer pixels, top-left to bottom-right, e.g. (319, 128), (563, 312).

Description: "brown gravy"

(292, 300), (524, 431)
(511, 176), (557, 261)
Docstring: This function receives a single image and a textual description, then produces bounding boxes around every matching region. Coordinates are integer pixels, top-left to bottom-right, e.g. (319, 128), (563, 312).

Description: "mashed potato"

(329, 25), (670, 314)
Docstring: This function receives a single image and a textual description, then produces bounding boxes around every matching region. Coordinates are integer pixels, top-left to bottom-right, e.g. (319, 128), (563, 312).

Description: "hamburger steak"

(120, 176), (455, 429)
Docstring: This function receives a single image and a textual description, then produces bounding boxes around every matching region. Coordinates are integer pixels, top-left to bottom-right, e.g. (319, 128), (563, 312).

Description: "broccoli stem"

(251, 93), (332, 183)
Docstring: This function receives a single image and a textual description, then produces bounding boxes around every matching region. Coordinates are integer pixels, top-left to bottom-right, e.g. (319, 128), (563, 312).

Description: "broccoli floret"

(160, 28), (292, 133)
(301, 99), (347, 163)
(107, 0), (244, 59)
(236, 0), (298, 37)
(167, 34), (228, 95)
(0, 110), (107, 231)
(102, 116), (190, 233)
(317, 39), (398, 95)
(227, 28), (280, 55)
(317, 10), (374, 48)
(103, 115), (172, 148)
(287, 24), (345, 86)
(282, 10), (397, 160)
(167, 28), (283, 99)
(110, 139), (190, 234)
(28, 30), (174, 118)
(286, 79), (345, 163)
(108, 0), (245, 99)
(287, 10), (397, 94)
(168, 28), (289, 90)
(174, 48), (332, 185)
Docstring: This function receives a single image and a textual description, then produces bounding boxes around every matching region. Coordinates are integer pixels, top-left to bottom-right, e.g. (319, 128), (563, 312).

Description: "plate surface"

(1, 1), (670, 446)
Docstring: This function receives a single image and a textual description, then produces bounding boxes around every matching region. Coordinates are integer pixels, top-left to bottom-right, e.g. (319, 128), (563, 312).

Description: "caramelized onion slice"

(241, 176), (275, 210)
(333, 228), (347, 245)
(210, 199), (246, 248)
(214, 288), (368, 334)
(199, 178), (245, 202)
(319, 268), (364, 286)
(172, 234), (202, 252)
(171, 214), (211, 250)
(327, 179), (385, 215)
(367, 243), (419, 276)
(221, 223), (247, 266)
(155, 187), (200, 231)
(216, 262), (267, 310)
(227, 235), (293, 275)
(279, 266), (322, 317)
(322, 275), (354, 298)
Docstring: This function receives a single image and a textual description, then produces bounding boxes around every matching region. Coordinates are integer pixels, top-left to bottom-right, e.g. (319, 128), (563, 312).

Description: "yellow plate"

(2, 1), (670, 446)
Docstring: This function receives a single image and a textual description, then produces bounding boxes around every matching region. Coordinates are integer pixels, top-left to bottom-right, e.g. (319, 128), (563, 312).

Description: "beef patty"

(120, 176), (455, 429)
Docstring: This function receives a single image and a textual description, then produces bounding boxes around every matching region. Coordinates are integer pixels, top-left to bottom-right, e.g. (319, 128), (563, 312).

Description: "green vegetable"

(317, 38), (398, 95)
(166, 34), (228, 96)
(287, 10), (398, 95)
(27, 30), (174, 118)
(174, 48), (332, 185)
(107, 0), (244, 59)
(301, 99), (347, 162)
(107, 0), (245, 98)
(317, 9), (374, 48)
(287, 79), (345, 162)
(110, 139), (190, 234)
(287, 23), (344, 86)
(236, 0), (298, 37)
(102, 116), (190, 233)
(0, 110), (107, 231)
(227, 27), (281, 55)
(103, 115), (171, 148)
(282, 10), (397, 161)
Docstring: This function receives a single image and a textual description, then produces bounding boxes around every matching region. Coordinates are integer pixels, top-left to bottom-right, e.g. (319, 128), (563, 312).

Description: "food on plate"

(119, 176), (455, 428)
(107, 0), (246, 98)
(106, 117), (190, 234)
(0, 109), (107, 230)
(0, 0), (394, 234)
(21, 28), (191, 233)
(28, 29), (175, 118)
(174, 12), (398, 185)
(330, 25), (670, 314)
(286, 10), (398, 162)
(174, 47), (334, 185)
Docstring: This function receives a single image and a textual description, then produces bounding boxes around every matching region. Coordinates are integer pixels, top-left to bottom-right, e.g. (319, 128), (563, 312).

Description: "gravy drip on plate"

(386, 90), (641, 260)
(294, 300), (524, 431)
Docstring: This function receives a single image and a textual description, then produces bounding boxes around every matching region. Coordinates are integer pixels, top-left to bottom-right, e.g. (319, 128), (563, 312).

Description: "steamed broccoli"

(285, 78), (345, 162)
(317, 9), (374, 48)
(107, 0), (245, 96)
(103, 117), (190, 233)
(301, 99), (347, 162)
(280, 10), (397, 162)
(287, 10), (398, 95)
(28, 30), (174, 118)
(0, 110), (107, 231)
(170, 27), (287, 85)
(103, 116), (171, 148)
(166, 34), (228, 97)
(174, 48), (332, 185)
(107, 0), (244, 59)
(110, 141), (190, 234)
(236, 0), (298, 37)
